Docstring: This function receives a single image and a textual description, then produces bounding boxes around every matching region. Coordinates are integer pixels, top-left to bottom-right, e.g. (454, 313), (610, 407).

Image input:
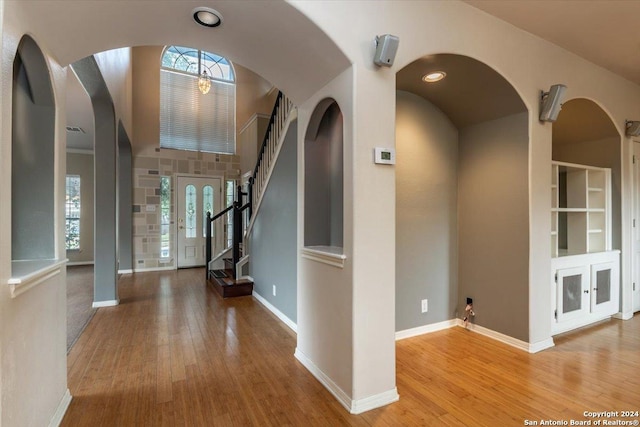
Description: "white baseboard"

(613, 311), (634, 320)
(92, 299), (119, 308)
(457, 319), (552, 353)
(117, 269), (133, 274)
(351, 388), (400, 414)
(395, 319), (457, 340)
(252, 291), (297, 333)
(294, 348), (399, 414)
(395, 318), (554, 354)
(132, 265), (175, 273)
(67, 261), (94, 266)
(528, 338), (555, 353)
(294, 348), (352, 412)
(48, 389), (72, 427)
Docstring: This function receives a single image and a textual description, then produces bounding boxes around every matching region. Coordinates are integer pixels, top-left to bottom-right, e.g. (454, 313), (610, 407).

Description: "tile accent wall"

(132, 148), (240, 270)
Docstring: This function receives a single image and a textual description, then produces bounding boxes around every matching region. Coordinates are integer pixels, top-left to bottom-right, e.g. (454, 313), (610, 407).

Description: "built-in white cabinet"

(551, 252), (620, 335)
(551, 161), (611, 257)
(551, 161), (619, 335)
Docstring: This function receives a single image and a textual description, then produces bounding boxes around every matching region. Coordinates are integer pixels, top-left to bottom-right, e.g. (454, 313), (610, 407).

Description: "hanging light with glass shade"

(198, 70), (211, 94)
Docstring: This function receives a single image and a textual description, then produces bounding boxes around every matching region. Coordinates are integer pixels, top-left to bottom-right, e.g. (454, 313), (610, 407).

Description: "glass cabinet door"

(556, 266), (590, 322)
(590, 261), (618, 315)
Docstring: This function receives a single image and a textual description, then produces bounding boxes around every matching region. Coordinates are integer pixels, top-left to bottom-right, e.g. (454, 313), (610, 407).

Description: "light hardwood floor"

(62, 268), (640, 426)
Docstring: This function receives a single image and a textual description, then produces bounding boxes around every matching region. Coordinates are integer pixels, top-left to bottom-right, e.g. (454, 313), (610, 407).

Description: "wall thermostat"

(374, 147), (396, 165)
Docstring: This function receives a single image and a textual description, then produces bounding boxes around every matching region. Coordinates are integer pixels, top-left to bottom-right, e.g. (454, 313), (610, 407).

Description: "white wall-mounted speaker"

(626, 120), (640, 136)
(374, 34), (399, 67)
(539, 84), (567, 122)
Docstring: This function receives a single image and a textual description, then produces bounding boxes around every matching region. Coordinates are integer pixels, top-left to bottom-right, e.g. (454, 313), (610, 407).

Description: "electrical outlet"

(421, 299), (428, 313)
(272, 285), (276, 296)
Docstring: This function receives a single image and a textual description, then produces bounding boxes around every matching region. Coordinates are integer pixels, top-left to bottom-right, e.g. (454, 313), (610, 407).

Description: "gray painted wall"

(458, 112), (530, 342)
(66, 152), (95, 263)
(73, 56), (118, 304)
(304, 103), (343, 247)
(395, 91), (459, 330)
(11, 47), (55, 261)
(553, 136), (621, 251)
(250, 121), (298, 322)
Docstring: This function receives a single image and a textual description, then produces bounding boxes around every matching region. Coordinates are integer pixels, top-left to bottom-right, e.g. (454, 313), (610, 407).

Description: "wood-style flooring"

(62, 268), (640, 426)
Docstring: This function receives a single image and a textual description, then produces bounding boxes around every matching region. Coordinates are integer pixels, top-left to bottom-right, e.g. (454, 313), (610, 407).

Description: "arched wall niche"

(11, 34), (56, 263)
(552, 98), (622, 252)
(395, 53), (531, 341)
(304, 98), (344, 251)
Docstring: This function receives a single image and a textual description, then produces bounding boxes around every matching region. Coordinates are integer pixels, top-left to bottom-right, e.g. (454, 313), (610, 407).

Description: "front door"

(176, 176), (222, 268)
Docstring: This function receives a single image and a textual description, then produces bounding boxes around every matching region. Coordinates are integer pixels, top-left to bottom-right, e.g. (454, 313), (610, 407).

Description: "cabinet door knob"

(584, 290), (589, 294)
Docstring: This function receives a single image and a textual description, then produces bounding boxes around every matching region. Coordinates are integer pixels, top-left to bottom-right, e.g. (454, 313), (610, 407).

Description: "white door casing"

(633, 143), (640, 312)
(176, 175), (222, 268)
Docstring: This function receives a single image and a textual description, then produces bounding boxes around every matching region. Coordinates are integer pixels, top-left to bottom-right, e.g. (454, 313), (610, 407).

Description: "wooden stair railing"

(205, 90), (294, 294)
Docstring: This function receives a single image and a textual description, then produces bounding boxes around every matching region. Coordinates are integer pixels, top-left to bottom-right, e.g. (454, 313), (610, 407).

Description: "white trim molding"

(92, 299), (119, 308)
(294, 348), (399, 414)
(252, 291), (297, 333)
(294, 348), (352, 412)
(301, 246), (346, 268)
(48, 389), (72, 427)
(8, 259), (67, 298)
(456, 320), (555, 353)
(613, 311), (634, 320)
(132, 265), (176, 273)
(351, 389), (400, 414)
(395, 319), (458, 340)
(528, 338), (555, 353)
(117, 269), (134, 274)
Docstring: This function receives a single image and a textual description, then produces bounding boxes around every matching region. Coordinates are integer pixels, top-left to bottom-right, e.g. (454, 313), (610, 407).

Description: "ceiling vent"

(66, 126), (85, 133)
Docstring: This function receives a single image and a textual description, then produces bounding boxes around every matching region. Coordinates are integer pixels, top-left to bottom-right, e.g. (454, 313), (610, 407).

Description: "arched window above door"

(160, 46), (236, 154)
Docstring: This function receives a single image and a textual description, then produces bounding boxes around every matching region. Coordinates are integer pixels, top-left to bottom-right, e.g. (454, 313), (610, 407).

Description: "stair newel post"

(205, 211), (212, 280)
(232, 184), (243, 279)
(247, 177), (254, 220)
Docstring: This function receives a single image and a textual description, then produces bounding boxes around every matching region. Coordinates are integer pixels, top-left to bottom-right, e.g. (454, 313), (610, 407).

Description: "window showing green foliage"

(65, 175), (81, 250)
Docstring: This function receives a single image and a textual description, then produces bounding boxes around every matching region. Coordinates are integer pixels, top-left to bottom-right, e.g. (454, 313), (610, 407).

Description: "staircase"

(205, 91), (294, 297)
(207, 258), (254, 298)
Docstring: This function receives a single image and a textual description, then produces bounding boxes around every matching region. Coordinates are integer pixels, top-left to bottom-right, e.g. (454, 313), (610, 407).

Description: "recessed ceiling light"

(192, 7), (222, 28)
(422, 71), (446, 83)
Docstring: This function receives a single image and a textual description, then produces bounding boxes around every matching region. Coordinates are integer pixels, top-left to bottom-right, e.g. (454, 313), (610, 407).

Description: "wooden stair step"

(207, 268), (253, 298)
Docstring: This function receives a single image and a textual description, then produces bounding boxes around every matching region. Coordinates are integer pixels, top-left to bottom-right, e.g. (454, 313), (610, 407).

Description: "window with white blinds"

(160, 46), (236, 154)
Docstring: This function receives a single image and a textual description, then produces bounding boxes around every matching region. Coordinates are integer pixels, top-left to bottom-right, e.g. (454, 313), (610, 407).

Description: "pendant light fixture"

(198, 70), (211, 95)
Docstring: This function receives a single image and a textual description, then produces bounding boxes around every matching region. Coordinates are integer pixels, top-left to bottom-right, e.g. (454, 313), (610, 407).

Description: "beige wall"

(0, 2), (69, 425)
(132, 46), (276, 155)
(395, 90), (459, 331)
(66, 152), (95, 264)
(458, 112), (530, 341)
(239, 114), (269, 175)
